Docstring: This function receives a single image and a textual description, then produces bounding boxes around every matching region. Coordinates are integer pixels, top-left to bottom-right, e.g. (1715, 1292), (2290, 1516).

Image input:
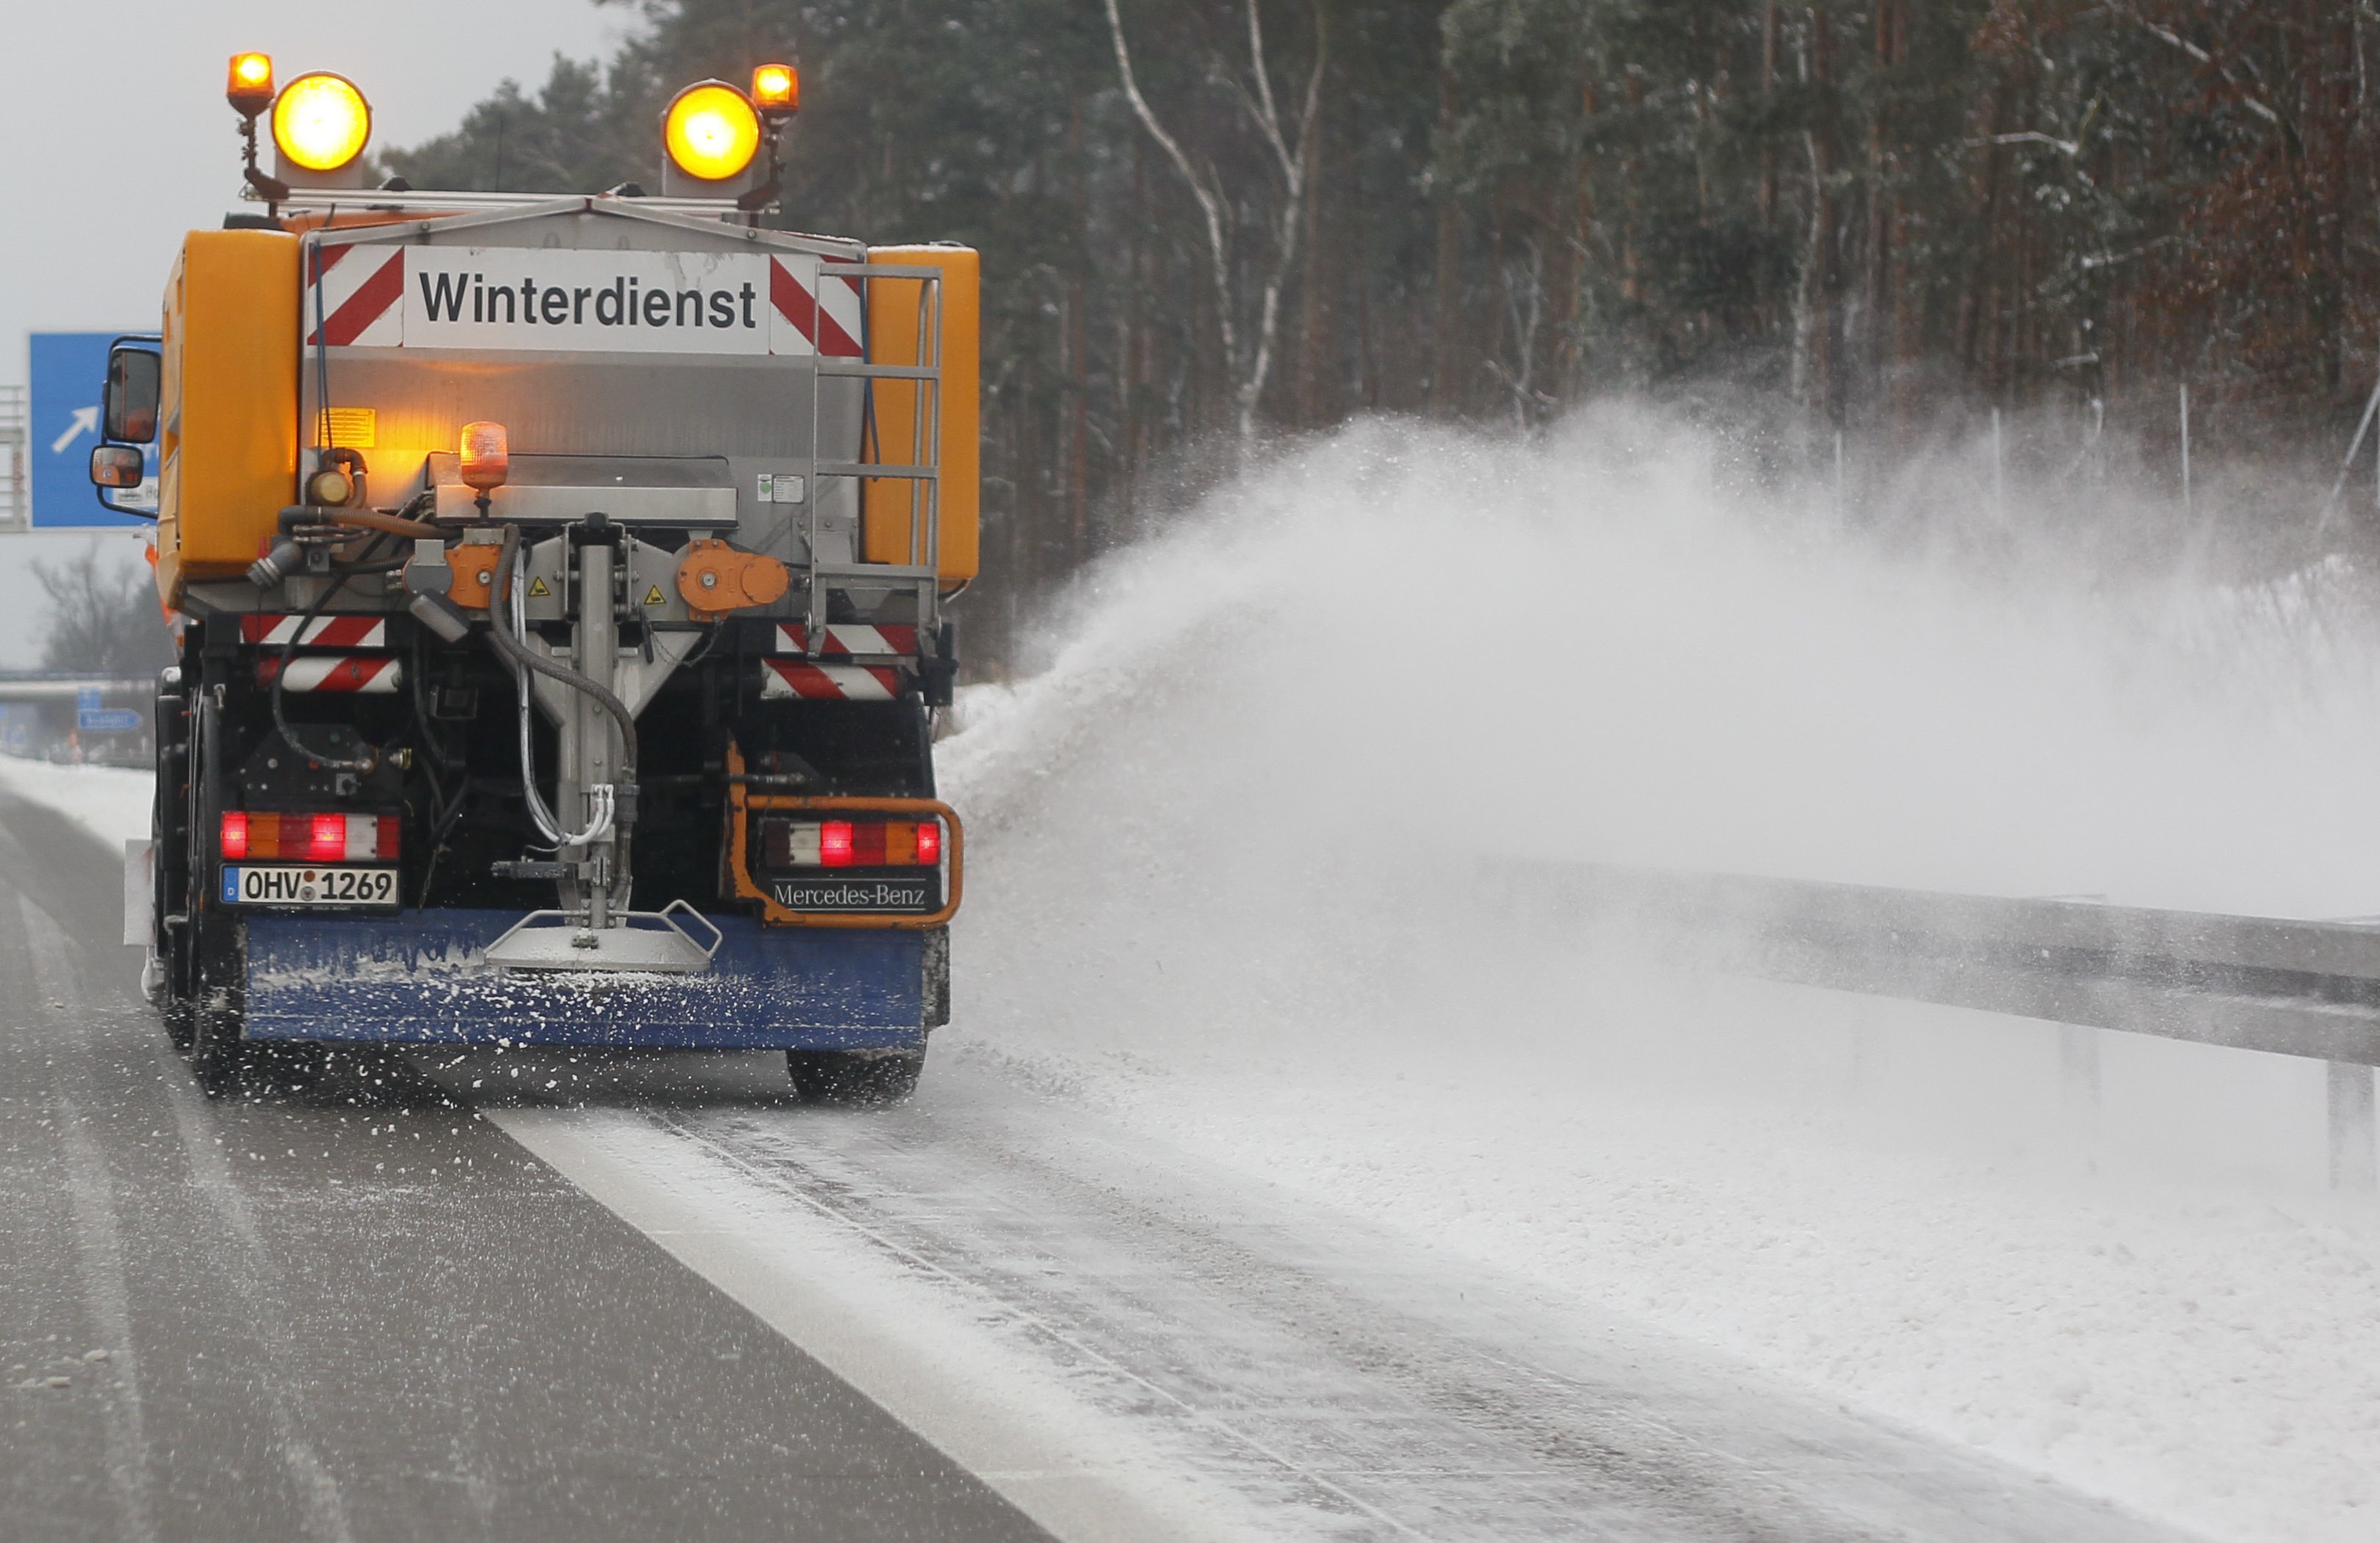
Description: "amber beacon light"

(458, 422), (510, 492)
(751, 63), (799, 118)
(272, 71), (372, 172)
(226, 53), (275, 116)
(662, 82), (762, 182)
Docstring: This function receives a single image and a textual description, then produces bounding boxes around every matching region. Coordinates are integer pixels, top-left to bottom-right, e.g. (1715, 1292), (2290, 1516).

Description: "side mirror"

(103, 344), (162, 445)
(90, 445), (146, 488)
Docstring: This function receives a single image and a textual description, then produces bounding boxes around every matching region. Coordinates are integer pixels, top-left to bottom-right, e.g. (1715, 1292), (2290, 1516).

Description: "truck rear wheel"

(186, 1000), (247, 1096)
(153, 862), (195, 1053)
(153, 668), (195, 1049)
(786, 1048), (923, 1105)
(185, 908), (251, 1096)
(189, 1000), (325, 1098)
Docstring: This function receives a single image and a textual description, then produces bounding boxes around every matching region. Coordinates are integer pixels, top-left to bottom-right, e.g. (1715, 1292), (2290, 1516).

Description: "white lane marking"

(491, 1105), (1276, 1543)
(665, 1113), (1440, 1542)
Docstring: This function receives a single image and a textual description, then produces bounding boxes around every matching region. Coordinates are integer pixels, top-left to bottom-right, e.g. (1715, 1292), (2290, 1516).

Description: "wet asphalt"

(0, 790), (1049, 1543)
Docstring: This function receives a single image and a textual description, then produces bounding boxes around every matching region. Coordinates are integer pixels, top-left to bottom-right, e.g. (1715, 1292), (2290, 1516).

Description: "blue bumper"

(242, 908), (926, 1049)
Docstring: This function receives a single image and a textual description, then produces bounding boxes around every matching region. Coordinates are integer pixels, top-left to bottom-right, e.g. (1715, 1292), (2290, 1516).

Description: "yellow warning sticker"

(315, 407), (377, 448)
(527, 577), (551, 598)
(643, 585), (666, 606)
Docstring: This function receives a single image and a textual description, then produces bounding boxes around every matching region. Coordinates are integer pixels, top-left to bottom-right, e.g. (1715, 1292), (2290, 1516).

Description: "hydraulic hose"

(258, 497), (439, 777)
(267, 532), (405, 775)
(498, 552), (609, 850)
(322, 507), (443, 542)
(486, 524), (640, 789)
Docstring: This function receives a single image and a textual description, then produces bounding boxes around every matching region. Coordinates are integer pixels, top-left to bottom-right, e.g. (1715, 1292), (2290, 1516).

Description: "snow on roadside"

(941, 414), (2380, 1543)
(936, 991), (2380, 1543)
(0, 753), (152, 851)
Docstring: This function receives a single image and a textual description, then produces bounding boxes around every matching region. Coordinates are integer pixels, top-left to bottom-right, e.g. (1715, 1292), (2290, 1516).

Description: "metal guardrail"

(1504, 862), (2380, 1190)
(0, 674), (155, 765)
(0, 673), (157, 703)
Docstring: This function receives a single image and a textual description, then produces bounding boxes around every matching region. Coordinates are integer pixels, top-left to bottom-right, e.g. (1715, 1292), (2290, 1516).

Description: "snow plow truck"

(93, 56), (974, 1099)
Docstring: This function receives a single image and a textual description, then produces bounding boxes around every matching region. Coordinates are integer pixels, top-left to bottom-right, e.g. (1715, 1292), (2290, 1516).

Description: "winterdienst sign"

(303, 246), (864, 357)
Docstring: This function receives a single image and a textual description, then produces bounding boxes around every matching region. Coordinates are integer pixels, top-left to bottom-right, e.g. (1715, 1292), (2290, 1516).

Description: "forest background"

(377, 0), (2380, 659)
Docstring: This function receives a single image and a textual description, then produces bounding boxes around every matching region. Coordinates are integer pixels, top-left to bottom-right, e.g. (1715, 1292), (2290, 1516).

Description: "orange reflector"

(228, 53), (275, 114)
(458, 422), (509, 491)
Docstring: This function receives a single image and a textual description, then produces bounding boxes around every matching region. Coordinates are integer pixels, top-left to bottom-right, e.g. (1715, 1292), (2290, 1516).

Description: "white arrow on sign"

(49, 405), (99, 455)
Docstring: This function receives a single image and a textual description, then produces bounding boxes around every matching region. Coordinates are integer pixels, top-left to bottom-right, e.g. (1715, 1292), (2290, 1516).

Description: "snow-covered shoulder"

(0, 753), (153, 852)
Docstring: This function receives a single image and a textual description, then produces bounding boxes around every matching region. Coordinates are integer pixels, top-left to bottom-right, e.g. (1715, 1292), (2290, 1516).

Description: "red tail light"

(759, 817), (943, 870)
(218, 811), (399, 862)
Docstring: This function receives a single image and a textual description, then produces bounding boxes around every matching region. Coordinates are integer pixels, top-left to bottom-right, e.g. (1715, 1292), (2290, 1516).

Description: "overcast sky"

(0, 0), (626, 666)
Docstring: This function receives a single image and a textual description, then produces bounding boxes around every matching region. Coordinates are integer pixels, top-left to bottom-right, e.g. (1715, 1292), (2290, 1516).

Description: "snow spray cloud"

(949, 404), (2380, 924)
(934, 402), (2380, 1150)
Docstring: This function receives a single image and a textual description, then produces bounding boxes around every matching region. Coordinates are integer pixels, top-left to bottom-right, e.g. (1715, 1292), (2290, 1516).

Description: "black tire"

(186, 995), (247, 1096)
(186, 913), (250, 1097)
(187, 978), (325, 1098)
(157, 979), (196, 1054)
(185, 906), (331, 1097)
(786, 1048), (924, 1106)
(153, 668), (196, 1049)
(153, 823), (197, 1050)
(184, 683), (250, 1098)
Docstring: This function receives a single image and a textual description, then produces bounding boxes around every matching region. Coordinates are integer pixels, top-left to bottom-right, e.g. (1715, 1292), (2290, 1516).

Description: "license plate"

(221, 865), (399, 908)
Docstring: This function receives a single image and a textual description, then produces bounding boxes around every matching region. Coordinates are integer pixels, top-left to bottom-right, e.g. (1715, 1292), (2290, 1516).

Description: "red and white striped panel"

(767, 254), (864, 358)
(256, 657), (404, 693)
(773, 624), (919, 657)
(759, 660), (900, 701)
(302, 244), (405, 347)
(240, 615), (389, 648)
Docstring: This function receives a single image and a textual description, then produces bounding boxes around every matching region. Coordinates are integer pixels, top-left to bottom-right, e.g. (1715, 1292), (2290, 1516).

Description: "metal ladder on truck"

(801, 260), (950, 650)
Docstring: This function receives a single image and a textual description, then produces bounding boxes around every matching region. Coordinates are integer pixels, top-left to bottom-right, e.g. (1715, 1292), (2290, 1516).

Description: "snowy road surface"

(2, 779), (2194, 1542)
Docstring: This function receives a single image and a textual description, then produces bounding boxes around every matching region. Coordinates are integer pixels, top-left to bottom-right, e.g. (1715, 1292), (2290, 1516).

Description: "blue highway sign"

(29, 332), (154, 528)
(77, 708), (144, 734)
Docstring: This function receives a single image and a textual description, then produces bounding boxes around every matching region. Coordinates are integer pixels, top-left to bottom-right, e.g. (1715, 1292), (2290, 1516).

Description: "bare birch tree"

(1104, 0), (1327, 450)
